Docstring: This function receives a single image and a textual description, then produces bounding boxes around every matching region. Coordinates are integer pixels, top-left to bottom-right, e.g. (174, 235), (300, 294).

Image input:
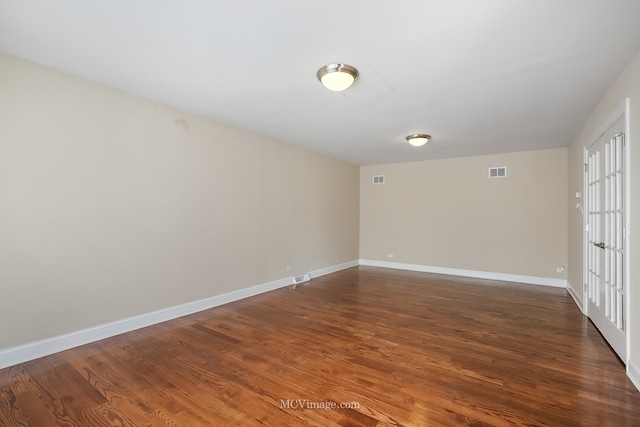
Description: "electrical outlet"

(556, 266), (566, 273)
(286, 265), (293, 271)
(387, 253), (394, 258)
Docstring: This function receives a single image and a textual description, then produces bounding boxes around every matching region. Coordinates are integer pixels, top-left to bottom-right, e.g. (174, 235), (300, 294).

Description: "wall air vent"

(293, 274), (310, 284)
(292, 273), (310, 289)
(373, 175), (385, 184)
(488, 167), (507, 178)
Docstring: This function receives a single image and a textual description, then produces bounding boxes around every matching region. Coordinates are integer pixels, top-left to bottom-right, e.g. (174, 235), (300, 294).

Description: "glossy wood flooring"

(1, 266), (640, 426)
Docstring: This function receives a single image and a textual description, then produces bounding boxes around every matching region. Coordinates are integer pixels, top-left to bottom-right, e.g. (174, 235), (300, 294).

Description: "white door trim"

(582, 98), (630, 364)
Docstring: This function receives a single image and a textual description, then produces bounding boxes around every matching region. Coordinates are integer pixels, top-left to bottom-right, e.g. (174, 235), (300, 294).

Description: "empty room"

(2, 1), (640, 426)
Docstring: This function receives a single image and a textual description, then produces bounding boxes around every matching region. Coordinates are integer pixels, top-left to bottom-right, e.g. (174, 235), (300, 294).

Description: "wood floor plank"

(1, 266), (640, 426)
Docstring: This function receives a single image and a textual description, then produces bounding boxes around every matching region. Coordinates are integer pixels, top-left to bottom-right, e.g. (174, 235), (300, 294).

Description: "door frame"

(582, 98), (630, 364)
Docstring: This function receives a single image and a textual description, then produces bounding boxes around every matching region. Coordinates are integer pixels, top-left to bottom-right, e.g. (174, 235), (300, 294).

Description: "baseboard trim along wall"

(309, 260), (359, 279)
(359, 259), (568, 288)
(0, 260), (359, 369)
(566, 282), (585, 314)
(628, 361), (640, 392)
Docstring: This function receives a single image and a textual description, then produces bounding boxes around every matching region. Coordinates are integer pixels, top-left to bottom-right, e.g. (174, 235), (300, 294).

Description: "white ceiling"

(2, 1), (640, 165)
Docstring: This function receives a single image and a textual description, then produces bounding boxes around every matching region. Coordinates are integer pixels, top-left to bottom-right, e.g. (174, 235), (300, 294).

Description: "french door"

(585, 114), (626, 361)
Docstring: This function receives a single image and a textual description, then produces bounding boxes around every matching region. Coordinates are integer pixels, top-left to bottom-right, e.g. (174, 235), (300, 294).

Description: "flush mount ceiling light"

(406, 134), (431, 147)
(316, 64), (359, 92)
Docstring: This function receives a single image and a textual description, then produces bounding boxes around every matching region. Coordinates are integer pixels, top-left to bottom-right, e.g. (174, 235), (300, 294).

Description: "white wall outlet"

(387, 253), (394, 258)
(286, 265), (293, 271)
(556, 266), (566, 273)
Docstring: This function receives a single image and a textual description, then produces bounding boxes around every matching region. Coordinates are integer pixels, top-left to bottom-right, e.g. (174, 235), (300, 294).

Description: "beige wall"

(567, 47), (640, 367)
(360, 149), (568, 279)
(6, 36), (638, 374)
(0, 52), (359, 350)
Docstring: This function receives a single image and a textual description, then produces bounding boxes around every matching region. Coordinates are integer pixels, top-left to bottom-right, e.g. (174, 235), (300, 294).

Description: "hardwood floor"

(1, 266), (639, 426)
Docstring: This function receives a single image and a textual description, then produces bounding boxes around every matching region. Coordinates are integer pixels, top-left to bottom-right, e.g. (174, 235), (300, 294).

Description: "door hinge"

(585, 223), (589, 232)
(584, 163), (588, 173)
(623, 226), (626, 239)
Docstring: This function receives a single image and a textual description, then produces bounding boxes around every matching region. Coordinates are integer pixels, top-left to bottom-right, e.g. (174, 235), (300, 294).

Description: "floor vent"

(373, 175), (385, 184)
(293, 274), (310, 288)
(488, 167), (507, 178)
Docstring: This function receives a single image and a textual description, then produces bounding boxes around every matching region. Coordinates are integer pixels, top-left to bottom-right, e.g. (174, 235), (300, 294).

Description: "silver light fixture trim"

(317, 63), (359, 91)
(406, 134), (431, 147)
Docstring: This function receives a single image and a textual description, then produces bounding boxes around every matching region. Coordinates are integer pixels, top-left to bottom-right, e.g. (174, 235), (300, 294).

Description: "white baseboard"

(0, 260), (358, 369)
(309, 259), (359, 278)
(628, 360), (640, 392)
(566, 282), (585, 314)
(359, 259), (567, 288)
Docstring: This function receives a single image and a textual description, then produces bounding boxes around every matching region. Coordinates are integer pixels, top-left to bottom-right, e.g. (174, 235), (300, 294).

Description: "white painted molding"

(0, 260), (358, 369)
(309, 259), (359, 279)
(566, 282), (585, 314)
(586, 99), (627, 149)
(359, 259), (567, 288)
(627, 360), (640, 392)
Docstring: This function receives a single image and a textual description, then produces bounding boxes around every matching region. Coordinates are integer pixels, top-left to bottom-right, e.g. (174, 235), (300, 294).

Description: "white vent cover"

(488, 167), (507, 178)
(292, 273), (310, 289)
(373, 175), (385, 184)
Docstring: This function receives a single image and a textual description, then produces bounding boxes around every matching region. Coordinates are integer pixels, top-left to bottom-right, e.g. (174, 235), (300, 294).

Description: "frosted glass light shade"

(317, 64), (359, 92)
(406, 134), (431, 147)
